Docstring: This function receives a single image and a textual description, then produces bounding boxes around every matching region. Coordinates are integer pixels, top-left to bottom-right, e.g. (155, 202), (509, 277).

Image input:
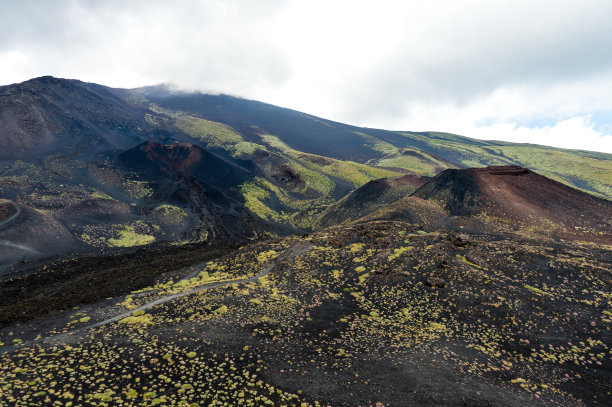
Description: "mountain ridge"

(1, 76), (611, 269)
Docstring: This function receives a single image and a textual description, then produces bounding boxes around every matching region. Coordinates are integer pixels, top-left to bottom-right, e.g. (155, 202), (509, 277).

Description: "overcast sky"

(2, 0), (612, 153)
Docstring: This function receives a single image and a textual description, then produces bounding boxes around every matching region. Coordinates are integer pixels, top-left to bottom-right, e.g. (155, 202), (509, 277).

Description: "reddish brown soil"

(141, 141), (203, 173)
(413, 165), (612, 243)
(470, 166), (612, 243)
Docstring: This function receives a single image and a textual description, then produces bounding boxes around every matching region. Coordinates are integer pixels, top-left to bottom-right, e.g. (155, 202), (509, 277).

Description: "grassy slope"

(146, 89), (612, 201)
(153, 107), (612, 231)
(138, 88), (612, 230)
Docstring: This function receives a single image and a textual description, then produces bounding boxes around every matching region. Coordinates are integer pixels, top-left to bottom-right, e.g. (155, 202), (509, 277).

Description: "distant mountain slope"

(140, 87), (420, 162)
(141, 86), (612, 199)
(0, 76), (152, 159)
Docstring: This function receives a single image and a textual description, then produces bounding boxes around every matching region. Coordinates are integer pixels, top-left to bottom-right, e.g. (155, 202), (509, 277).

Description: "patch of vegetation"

(261, 134), (400, 188)
(118, 313), (154, 325)
(239, 177), (289, 222)
(388, 246), (413, 261)
(366, 140), (398, 155)
(155, 204), (186, 217)
(154, 204), (188, 225)
(176, 115), (243, 149)
(232, 141), (262, 157)
(524, 284), (550, 297)
(108, 223), (156, 247)
(90, 191), (114, 200)
(377, 151), (447, 176)
(123, 180), (153, 200)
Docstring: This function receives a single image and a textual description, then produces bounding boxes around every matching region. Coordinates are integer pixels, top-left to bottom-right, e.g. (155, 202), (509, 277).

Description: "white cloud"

(0, 50), (31, 85)
(2, 0), (612, 153)
(464, 117), (612, 154)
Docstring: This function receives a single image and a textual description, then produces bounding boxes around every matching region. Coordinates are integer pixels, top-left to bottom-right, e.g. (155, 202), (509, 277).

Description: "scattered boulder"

(447, 233), (470, 249)
(425, 277), (446, 288)
(465, 252), (486, 268)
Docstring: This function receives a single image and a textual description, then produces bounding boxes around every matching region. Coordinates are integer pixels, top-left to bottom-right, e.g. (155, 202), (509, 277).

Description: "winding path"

(2, 241), (313, 353)
(0, 200), (20, 229)
(0, 201), (38, 254)
(86, 242), (312, 330)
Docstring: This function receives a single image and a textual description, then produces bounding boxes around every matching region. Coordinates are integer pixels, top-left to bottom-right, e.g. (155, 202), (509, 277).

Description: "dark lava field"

(1, 222), (611, 406)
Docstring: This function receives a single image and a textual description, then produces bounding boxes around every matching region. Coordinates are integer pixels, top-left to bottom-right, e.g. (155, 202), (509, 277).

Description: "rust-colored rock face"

(141, 141), (203, 174)
(414, 165), (612, 243)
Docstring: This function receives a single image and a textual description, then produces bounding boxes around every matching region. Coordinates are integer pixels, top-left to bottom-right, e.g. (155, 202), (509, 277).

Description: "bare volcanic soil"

(0, 221), (611, 406)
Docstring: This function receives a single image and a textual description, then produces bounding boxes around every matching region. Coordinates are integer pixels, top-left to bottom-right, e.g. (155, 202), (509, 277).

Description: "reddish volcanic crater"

(414, 165), (612, 243)
(140, 141), (203, 174)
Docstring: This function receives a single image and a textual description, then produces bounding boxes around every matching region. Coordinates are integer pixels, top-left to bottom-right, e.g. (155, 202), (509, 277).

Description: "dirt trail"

(1, 241), (313, 353)
(0, 201), (37, 254)
(0, 200), (20, 229)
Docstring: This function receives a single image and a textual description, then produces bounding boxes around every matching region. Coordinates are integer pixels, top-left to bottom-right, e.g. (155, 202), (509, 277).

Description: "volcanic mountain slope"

(0, 77), (405, 268)
(0, 138), (265, 268)
(1, 221), (610, 406)
(141, 85), (612, 199)
(1, 76), (612, 271)
(412, 165), (612, 243)
(0, 76), (152, 159)
(315, 165), (612, 245)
